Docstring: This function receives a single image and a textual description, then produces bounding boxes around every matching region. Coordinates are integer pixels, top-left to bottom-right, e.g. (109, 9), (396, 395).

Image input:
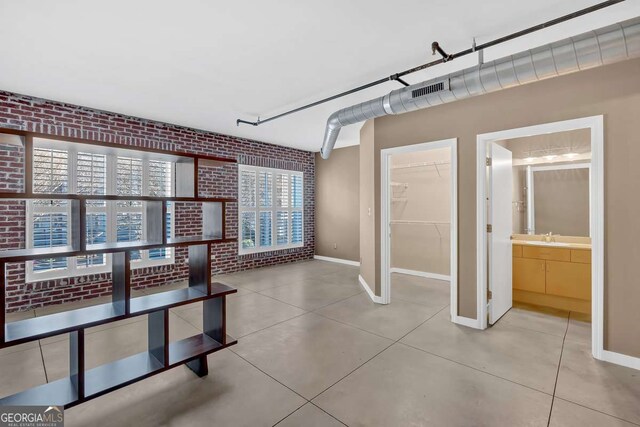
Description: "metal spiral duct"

(320, 16), (640, 159)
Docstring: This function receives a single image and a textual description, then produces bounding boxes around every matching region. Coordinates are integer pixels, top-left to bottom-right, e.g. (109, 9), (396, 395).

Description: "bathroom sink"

(515, 241), (572, 247)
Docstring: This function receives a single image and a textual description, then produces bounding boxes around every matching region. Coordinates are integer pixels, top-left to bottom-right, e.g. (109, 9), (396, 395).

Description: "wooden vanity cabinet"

(545, 261), (591, 300)
(513, 258), (546, 293)
(512, 244), (591, 313)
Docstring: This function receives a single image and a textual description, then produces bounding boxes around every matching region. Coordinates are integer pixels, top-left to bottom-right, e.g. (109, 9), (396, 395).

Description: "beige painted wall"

(365, 58), (640, 357)
(390, 148), (451, 275)
(533, 167), (590, 237)
(315, 146), (360, 261)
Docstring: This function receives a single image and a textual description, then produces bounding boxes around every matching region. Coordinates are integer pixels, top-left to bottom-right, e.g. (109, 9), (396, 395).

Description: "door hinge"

(487, 290), (492, 300)
(486, 224), (492, 233)
(486, 157), (492, 166)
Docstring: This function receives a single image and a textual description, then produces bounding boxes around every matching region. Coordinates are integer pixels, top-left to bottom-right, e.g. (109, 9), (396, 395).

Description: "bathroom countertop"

(511, 239), (592, 250)
(511, 234), (591, 249)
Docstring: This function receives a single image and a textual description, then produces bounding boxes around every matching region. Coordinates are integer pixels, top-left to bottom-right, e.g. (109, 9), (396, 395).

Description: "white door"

(488, 143), (513, 324)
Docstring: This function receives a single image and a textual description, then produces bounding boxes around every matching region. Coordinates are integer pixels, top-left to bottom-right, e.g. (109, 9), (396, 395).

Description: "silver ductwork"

(320, 16), (640, 159)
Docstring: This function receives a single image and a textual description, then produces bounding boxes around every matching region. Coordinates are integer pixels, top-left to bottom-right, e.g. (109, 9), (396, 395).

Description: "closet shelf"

(391, 161), (449, 177)
(391, 161), (450, 169)
(390, 182), (408, 188)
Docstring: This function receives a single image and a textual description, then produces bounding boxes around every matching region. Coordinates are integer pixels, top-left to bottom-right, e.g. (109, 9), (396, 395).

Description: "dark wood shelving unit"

(0, 127), (239, 408)
(0, 193), (237, 202)
(0, 333), (237, 407)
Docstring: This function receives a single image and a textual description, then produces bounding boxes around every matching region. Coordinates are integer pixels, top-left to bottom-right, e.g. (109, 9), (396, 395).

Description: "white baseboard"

(359, 275), (385, 304)
(601, 350), (640, 371)
(390, 267), (450, 282)
(451, 315), (482, 329)
(314, 255), (360, 267)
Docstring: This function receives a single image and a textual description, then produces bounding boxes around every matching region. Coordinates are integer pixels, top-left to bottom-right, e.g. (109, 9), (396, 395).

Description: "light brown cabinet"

(522, 246), (571, 262)
(545, 261), (591, 300)
(512, 244), (591, 312)
(513, 258), (546, 293)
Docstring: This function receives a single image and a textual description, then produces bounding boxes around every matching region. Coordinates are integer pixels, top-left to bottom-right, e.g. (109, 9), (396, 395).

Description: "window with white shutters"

(26, 146), (175, 282)
(238, 165), (303, 254)
(147, 160), (173, 261)
(30, 148), (70, 275)
(77, 152), (107, 269)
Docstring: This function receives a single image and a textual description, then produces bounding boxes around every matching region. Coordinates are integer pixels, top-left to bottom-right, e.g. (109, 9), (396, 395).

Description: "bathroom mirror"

(529, 163), (590, 237)
(497, 128), (592, 238)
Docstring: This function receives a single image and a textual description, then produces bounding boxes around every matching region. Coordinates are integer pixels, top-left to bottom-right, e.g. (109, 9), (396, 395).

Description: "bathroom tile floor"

(1, 261), (638, 426)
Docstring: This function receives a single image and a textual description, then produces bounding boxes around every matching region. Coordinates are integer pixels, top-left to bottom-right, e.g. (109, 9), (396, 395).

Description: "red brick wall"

(0, 91), (315, 311)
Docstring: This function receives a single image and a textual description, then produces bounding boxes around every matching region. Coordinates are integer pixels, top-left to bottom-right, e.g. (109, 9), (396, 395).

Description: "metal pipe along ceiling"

(320, 17), (640, 159)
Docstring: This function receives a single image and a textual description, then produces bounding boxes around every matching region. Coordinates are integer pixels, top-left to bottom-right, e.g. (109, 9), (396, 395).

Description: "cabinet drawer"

(571, 249), (591, 264)
(513, 245), (523, 258)
(513, 258), (545, 293)
(522, 246), (571, 262)
(546, 261), (591, 300)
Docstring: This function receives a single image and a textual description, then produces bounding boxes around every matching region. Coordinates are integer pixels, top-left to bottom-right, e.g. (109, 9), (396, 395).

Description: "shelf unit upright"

(0, 128), (239, 408)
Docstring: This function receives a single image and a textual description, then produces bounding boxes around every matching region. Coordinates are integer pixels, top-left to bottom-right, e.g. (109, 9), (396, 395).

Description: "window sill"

(24, 258), (175, 284)
(238, 242), (304, 256)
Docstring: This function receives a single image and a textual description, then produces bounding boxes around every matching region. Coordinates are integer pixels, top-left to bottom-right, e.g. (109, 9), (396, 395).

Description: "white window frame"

(238, 165), (304, 255)
(25, 145), (175, 283)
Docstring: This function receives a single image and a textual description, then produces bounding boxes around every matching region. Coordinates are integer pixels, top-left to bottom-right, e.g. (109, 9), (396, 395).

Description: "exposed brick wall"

(0, 91), (315, 311)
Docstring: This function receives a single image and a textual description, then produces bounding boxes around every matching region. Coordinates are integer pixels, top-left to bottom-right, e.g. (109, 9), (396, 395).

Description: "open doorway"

(477, 116), (604, 360)
(381, 138), (458, 322)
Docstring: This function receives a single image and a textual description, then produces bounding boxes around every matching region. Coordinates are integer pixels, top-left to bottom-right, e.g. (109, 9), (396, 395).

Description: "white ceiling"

(1, 1), (639, 152)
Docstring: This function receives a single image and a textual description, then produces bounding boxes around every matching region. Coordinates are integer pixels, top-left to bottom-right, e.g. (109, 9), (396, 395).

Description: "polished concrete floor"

(1, 260), (639, 426)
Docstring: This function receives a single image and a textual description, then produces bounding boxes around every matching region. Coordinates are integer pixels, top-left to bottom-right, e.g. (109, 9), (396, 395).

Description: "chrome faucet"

(543, 232), (554, 243)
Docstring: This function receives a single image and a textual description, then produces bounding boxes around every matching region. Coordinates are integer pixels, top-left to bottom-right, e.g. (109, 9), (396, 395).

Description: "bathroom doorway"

(476, 116), (604, 360)
(380, 138), (458, 323)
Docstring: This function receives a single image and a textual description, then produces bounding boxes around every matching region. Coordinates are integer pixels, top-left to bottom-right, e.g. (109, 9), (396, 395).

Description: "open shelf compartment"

(130, 283), (235, 315)
(0, 378), (78, 407)
(0, 333), (237, 408)
(84, 351), (165, 399)
(2, 282), (235, 347)
(168, 333), (236, 366)
(4, 303), (125, 345)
